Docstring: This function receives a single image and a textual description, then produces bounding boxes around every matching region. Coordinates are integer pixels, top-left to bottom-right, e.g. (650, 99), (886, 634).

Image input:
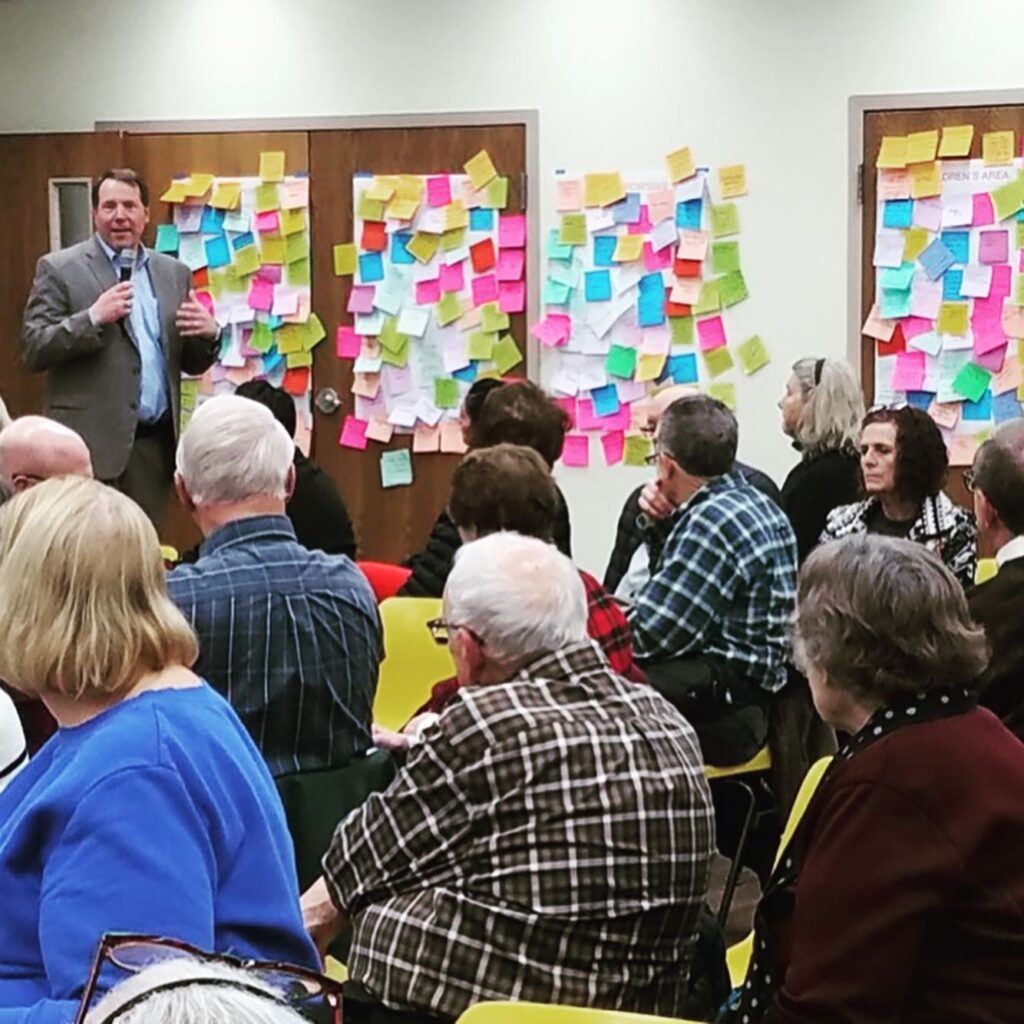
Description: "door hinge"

(521, 171), (528, 210)
(857, 163), (864, 206)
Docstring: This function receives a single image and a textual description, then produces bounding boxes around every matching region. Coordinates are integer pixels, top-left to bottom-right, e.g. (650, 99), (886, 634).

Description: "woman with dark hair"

(400, 379), (573, 597)
(819, 405), (976, 586)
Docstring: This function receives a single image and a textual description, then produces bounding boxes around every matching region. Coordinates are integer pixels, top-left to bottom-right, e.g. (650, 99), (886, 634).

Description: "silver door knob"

(315, 387), (342, 415)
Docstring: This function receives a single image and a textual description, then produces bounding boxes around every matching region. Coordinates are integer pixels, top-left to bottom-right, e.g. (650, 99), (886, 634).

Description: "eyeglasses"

(425, 617), (484, 647)
(962, 468), (977, 493)
(75, 933), (343, 1024)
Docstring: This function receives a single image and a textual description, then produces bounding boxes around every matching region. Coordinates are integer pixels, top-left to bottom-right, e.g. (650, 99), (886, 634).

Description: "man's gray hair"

(657, 395), (737, 477)
(176, 395), (293, 506)
(974, 419), (1024, 536)
(795, 535), (988, 703)
(445, 531), (588, 664)
(85, 958), (310, 1024)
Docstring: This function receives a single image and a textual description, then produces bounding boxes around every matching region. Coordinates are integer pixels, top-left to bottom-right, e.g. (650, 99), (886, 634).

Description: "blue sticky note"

(638, 273), (664, 296)
(906, 390), (935, 411)
(611, 192), (642, 225)
(267, 314), (283, 330)
(204, 234), (231, 269)
(453, 363), (478, 383)
(201, 207), (225, 233)
(544, 278), (572, 305)
(585, 270), (612, 302)
(940, 230), (970, 265)
(880, 287), (911, 319)
(593, 235), (617, 267)
(668, 352), (699, 384)
(881, 261), (915, 291)
(994, 390), (1023, 423)
(882, 199), (914, 229)
(231, 231), (255, 251)
(676, 199), (703, 230)
(391, 232), (414, 264)
(1017, 208), (1024, 222)
(943, 269), (964, 301)
(638, 294), (666, 327)
(591, 383), (620, 417)
(963, 390), (993, 421)
(918, 238), (955, 281)
(359, 252), (384, 283)
(155, 223), (179, 253)
(263, 352), (284, 373)
(470, 208), (494, 231)
(547, 229), (573, 261)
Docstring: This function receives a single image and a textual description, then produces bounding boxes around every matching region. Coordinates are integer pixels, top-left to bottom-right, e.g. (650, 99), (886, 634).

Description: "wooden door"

(309, 124), (528, 563)
(0, 132), (123, 418)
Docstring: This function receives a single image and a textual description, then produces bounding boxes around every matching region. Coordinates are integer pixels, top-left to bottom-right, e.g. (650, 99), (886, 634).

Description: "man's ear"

(174, 472), (195, 514)
(284, 463), (297, 502)
(975, 487), (998, 533)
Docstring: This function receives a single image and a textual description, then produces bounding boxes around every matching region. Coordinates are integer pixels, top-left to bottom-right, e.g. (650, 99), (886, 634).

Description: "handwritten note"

(666, 146), (697, 182)
(983, 130), (1015, 167)
(717, 164), (747, 199)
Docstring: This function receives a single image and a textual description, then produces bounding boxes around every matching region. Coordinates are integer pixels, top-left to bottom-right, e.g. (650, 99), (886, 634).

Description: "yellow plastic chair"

(457, 1001), (703, 1024)
(705, 744), (772, 780)
(373, 597), (454, 732)
(725, 755), (832, 988)
(975, 558), (998, 585)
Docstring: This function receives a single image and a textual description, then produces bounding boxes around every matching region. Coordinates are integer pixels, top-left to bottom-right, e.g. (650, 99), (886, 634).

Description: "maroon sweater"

(764, 707), (1024, 1024)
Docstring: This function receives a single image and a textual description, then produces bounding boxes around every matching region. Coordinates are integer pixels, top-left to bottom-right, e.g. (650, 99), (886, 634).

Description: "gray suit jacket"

(21, 236), (218, 480)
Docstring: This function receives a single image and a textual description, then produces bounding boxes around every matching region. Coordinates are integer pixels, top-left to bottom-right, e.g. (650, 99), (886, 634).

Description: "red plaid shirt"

(419, 570), (642, 717)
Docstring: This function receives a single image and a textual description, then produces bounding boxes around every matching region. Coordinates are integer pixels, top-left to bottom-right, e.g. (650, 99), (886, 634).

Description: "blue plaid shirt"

(631, 472), (797, 693)
(167, 515), (381, 777)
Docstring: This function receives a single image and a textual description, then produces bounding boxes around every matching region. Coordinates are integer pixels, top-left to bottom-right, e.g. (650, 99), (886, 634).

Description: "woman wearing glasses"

(820, 405), (977, 586)
(0, 478), (319, 1024)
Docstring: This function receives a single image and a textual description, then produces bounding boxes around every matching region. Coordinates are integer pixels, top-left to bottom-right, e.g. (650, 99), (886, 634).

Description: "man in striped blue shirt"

(167, 395), (380, 778)
(629, 396), (798, 767)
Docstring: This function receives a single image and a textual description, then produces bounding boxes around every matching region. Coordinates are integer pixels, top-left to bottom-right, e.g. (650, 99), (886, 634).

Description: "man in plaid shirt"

(302, 533), (714, 1022)
(630, 396), (798, 768)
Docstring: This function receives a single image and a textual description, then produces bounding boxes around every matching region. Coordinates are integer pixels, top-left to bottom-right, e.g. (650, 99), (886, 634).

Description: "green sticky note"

(155, 223), (179, 253)
(606, 344), (637, 379)
(234, 245), (260, 277)
(357, 191), (385, 221)
(623, 433), (653, 467)
(254, 183), (280, 213)
(440, 228), (466, 252)
(559, 213), (587, 246)
(249, 321), (274, 354)
(207, 268), (225, 300)
(434, 377), (460, 409)
(379, 317), (408, 354)
(703, 345), (734, 378)
(1015, 275), (1024, 307)
(710, 202), (740, 237)
(718, 270), (749, 308)
(380, 449), (413, 489)
(286, 258), (311, 287)
(952, 362), (992, 402)
(543, 278), (572, 305)
(467, 330), (496, 360)
(480, 302), (510, 334)
(286, 349), (313, 368)
(303, 313), (326, 350)
(548, 259), (580, 287)
(991, 178), (1024, 221)
(381, 339), (409, 367)
(285, 232), (309, 264)
(483, 176), (509, 210)
(670, 316), (695, 346)
(711, 241), (740, 274)
(492, 334), (523, 373)
(1017, 220), (1024, 251)
(436, 292), (462, 327)
(547, 229), (573, 261)
(179, 379), (198, 412)
(708, 381), (737, 411)
(693, 280), (721, 315)
(737, 335), (770, 375)
(223, 265), (248, 293)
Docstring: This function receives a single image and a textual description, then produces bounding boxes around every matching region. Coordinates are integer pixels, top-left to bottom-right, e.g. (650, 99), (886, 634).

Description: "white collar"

(996, 535), (1024, 568)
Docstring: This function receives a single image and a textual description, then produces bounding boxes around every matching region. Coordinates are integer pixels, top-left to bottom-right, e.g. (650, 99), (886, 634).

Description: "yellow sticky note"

(623, 433), (654, 467)
(285, 233), (309, 264)
(710, 203), (740, 238)
(444, 200), (469, 231)
(937, 301), (969, 336)
(260, 237), (286, 265)
(693, 281), (721, 316)
(877, 136), (908, 169)
(159, 180), (189, 203)
(583, 172), (627, 208)
(254, 183), (280, 213)
(480, 303), (509, 334)
(286, 350), (313, 369)
(983, 130), (1015, 167)
(209, 182), (241, 210)
(905, 130), (939, 165)
(703, 346), (734, 378)
(436, 292), (462, 327)
(464, 150), (498, 190)
(559, 213), (587, 246)
(394, 174), (424, 202)
(385, 196), (419, 221)
(406, 232), (440, 264)
(440, 227), (465, 252)
(303, 313), (326, 349)
(467, 330), (496, 360)
(276, 325), (305, 355)
(366, 178), (396, 202)
(259, 151), (285, 183)
(492, 334), (523, 374)
(666, 146), (696, 183)
(356, 192), (385, 221)
(737, 335), (770, 375)
(612, 234), (645, 262)
(708, 381), (737, 411)
(717, 164), (748, 199)
(902, 227), (930, 262)
(938, 125), (975, 158)
(280, 208), (306, 236)
(184, 173), (214, 198)
(233, 246), (259, 277)
(636, 352), (667, 382)
(909, 161), (941, 199)
(483, 176), (509, 210)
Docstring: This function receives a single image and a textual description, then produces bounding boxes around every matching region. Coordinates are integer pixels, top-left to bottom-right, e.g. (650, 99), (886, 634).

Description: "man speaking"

(21, 168), (220, 523)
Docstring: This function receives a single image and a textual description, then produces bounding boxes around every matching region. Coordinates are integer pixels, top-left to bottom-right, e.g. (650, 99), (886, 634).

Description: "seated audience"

(821, 405), (976, 586)
(168, 395), (380, 778)
(302, 533), (714, 1022)
(630, 396), (798, 766)
(777, 357), (864, 563)
(604, 384), (781, 599)
(0, 687), (27, 795)
(0, 478), (318, 1024)
(967, 420), (1024, 740)
(235, 379), (357, 559)
(732, 535), (1024, 1023)
(401, 379), (572, 596)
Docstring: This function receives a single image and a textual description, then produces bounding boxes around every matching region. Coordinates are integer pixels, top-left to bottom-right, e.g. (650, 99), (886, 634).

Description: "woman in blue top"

(0, 477), (319, 1024)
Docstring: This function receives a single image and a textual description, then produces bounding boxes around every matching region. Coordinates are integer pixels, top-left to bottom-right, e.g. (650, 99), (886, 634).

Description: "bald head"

(0, 416), (93, 492)
(640, 384), (702, 431)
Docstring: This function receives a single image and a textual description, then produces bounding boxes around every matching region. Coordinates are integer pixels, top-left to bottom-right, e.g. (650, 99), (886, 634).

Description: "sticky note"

(983, 130), (1015, 166)
(636, 352), (666, 382)
(881, 287), (911, 320)
(979, 229), (1009, 265)
(613, 235), (644, 262)
(718, 270), (749, 308)
(937, 302), (969, 335)
(707, 382), (737, 411)
(439, 261), (465, 294)
(953, 362), (993, 402)
(693, 281), (721, 316)
(556, 178), (583, 211)
(496, 248), (525, 282)
(467, 238), (495, 274)
(717, 164), (747, 198)
(560, 434), (590, 468)
(464, 149), (498, 189)
(599, 431), (624, 466)
(407, 232), (440, 264)
(204, 235), (230, 270)
(443, 200), (469, 232)
(259, 151), (285, 182)
(667, 352), (699, 384)
(159, 180), (189, 203)
(903, 227), (930, 262)
(670, 316), (695, 346)
(737, 335), (770, 375)
(906, 130), (939, 164)
(882, 261), (916, 291)
(559, 213), (587, 247)
(918, 238), (956, 280)
(499, 213), (526, 248)
(155, 223), (179, 253)
(583, 172), (626, 208)
(622, 433), (653, 467)
(676, 199), (703, 231)
(877, 136), (909, 169)
(666, 146), (697, 183)
(338, 416), (369, 450)
(943, 268), (964, 301)
(703, 346), (734, 378)
(938, 125), (974, 158)
(471, 274), (499, 306)
(710, 203), (740, 237)
(909, 162), (941, 199)
(991, 178), (1024, 221)
(499, 281), (525, 313)
(697, 315), (728, 350)
(483, 176), (509, 210)
(183, 173), (214, 198)
(434, 377), (460, 409)
(466, 330), (496, 361)
(585, 270), (613, 302)
(436, 292), (462, 327)
(606, 345), (637, 378)
(379, 449), (413, 488)
(492, 334), (523, 373)
(253, 183), (280, 214)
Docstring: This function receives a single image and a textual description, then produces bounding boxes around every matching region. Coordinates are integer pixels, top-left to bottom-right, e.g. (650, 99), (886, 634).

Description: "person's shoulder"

(41, 238), (96, 272)
(969, 559), (1024, 608)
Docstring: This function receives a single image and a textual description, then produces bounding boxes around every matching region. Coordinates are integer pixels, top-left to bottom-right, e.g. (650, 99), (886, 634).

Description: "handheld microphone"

(117, 248), (136, 283)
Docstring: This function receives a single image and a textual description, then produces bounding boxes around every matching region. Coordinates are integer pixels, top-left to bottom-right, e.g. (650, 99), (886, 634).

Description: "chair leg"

(717, 779), (756, 928)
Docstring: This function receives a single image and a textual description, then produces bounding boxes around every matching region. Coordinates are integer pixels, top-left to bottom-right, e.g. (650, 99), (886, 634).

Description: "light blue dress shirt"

(96, 235), (168, 423)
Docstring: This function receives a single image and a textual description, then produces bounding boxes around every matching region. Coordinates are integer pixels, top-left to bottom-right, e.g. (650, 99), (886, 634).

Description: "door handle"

(315, 387), (342, 415)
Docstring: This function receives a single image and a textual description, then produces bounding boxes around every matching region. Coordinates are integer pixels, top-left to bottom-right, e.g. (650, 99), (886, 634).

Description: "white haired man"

(167, 395), (381, 778)
(301, 532), (714, 1023)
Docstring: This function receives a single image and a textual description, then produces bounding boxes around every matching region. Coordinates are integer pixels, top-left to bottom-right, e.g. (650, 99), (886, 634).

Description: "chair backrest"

(275, 749), (397, 891)
(373, 596), (454, 731)
(357, 560), (413, 602)
(457, 1002), (703, 1024)
(774, 755), (832, 867)
(975, 558), (998, 586)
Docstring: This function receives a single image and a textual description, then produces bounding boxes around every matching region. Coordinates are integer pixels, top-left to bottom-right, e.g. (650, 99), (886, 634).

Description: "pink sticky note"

(498, 213), (526, 248)
(561, 434), (590, 468)
(974, 316), (1008, 356)
(426, 175), (452, 208)
(439, 262), (465, 293)
(643, 242), (673, 271)
(576, 400), (600, 431)
(628, 205), (654, 236)
(498, 281), (525, 313)
(990, 264), (1013, 298)
(909, 280), (942, 320)
(471, 273), (499, 306)
(194, 290), (215, 315)
(973, 296), (1003, 323)
(556, 179), (582, 211)
(976, 345), (1007, 373)
(891, 351), (926, 391)
(979, 230), (1009, 265)
(647, 188), (675, 225)
(336, 326), (361, 358)
(554, 398), (577, 427)
(530, 314), (572, 347)
(254, 210), (280, 233)
(594, 406), (632, 432)
(256, 265), (282, 284)
(496, 249), (525, 282)
(901, 316), (934, 341)
(601, 430), (625, 465)
(248, 279), (274, 312)
(416, 279), (441, 305)
(697, 316), (727, 350)
(912, 197), (942, 232)
(972, 193), (996, 227)
(993, 353), (1022, 394)
(338, 416), (369, 450)
(347, 285), (376, 314)
(239, 329), (259, 358)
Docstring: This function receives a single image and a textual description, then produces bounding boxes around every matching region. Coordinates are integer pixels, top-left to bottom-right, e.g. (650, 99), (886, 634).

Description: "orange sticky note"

(364, 418), (394, 444)
(463, 150), (497, 190)
(412, 424), (441, 453)
(666, 146), (697, 183)
(439, 420), (468, 454)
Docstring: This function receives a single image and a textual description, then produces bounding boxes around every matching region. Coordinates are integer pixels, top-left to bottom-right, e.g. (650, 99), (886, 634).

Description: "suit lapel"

(86, 236), (138, 348)
(150, 253), (179, 356)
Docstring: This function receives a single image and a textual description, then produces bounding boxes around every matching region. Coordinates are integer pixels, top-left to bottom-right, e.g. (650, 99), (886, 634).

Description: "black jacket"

(780, 446), (861, 564)
(288, 450), (357, 559)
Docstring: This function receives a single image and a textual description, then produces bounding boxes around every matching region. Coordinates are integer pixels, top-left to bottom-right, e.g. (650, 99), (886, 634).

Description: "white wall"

(3, 0), (1024, 572)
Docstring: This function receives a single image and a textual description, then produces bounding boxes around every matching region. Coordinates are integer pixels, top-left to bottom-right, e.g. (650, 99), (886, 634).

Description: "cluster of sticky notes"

(868, 128), (1024, 463)
(157, 154), (321, 424)
(540, 147), (768, 468)
(332, 153), (527, 481)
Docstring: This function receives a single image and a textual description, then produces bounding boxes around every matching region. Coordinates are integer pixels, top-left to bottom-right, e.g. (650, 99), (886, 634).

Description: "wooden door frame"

(97, 110), (541, 375)
(847, 88), (1024, 393)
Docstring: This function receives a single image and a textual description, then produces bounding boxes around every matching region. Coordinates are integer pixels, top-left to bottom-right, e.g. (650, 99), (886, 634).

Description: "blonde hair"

(790, 358), (864, 457)
(0, 477), (197, 700)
